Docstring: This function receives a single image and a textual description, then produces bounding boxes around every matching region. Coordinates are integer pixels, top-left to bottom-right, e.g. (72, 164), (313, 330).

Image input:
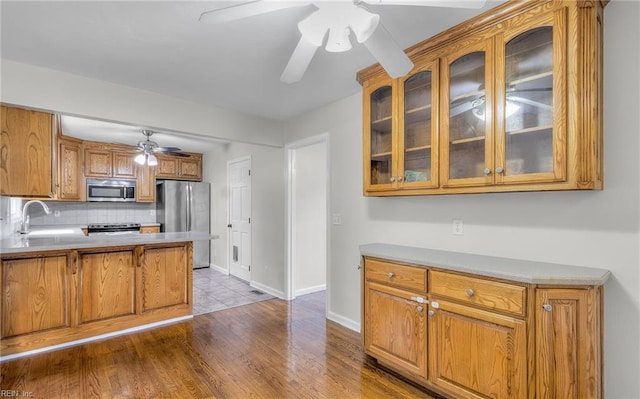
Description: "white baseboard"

(327, 311), (360, 333)
(250, 281), (286, 299)
(209, 263), (228, 274)
(0, 315), (193, 362)
(295, 284), (326, 297)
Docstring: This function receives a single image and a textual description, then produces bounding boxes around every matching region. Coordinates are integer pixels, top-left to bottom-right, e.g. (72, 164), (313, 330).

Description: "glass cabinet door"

(399, 60), (438, 189)
(365, 79), (395, 190)
(495, 11), (567, 184)
(441, 40), (493, 187)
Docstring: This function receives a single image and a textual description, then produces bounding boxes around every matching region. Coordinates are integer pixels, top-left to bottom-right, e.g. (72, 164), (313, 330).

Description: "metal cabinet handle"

(417, 306), (424, 313)
(428, 310), (435, 317)
(466, 288), (474, 297)
(495, 166), (504, 174)
(542, 304), (552, 312)
(397, 176), (404, 182)
(483, 168), (492, 175)
(389, 177), (396, 183)
(387, 272), (394, 278)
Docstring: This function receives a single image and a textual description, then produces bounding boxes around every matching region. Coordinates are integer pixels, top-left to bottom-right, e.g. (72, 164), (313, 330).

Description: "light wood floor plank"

(1, 292), (439, 398)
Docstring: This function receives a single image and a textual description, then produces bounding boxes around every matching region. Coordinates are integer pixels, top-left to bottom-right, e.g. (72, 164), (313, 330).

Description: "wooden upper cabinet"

(0, 105), (55, 197)
(156, 153), (202, 181)
(58, 137), (83, 200)
(84, 146), (137, 179)
(358, 0), (605, 196)
(136, 163), (156, 202)
(363, 60), (439, 194)
(440, 39), (494, 188)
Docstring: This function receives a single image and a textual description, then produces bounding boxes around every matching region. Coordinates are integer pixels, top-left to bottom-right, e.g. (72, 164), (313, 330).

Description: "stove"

(87, 223), (141, 236)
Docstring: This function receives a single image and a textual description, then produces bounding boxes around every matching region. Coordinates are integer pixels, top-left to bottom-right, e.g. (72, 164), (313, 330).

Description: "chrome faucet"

(19, 200), (52, 234)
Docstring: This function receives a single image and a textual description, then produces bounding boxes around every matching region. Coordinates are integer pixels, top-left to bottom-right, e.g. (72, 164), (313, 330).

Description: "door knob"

(495, 166), (504, 174)
(483, 168), (492, 175)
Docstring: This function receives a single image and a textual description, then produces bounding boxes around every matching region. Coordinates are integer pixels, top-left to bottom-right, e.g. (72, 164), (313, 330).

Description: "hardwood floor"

(1, 292), (439, 398)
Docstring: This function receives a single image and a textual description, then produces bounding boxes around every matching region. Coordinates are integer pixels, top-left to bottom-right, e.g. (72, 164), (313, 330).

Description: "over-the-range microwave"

(86, 179), (136, 202)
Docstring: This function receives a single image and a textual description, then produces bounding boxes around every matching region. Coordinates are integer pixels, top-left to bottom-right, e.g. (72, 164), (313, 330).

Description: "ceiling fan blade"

(362, 23), (413, 78)
(199, 1), (309, 25)
(281, 36), (321, 83)
(154, 147), (182, 153)
(359, 0), (486, 8)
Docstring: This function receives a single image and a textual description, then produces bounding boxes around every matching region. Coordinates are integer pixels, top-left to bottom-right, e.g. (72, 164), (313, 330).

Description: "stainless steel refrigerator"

(156, 180), (210, 269)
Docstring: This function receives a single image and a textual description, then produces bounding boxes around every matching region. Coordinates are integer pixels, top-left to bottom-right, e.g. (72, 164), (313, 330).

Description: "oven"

(87, 223), (142, 236)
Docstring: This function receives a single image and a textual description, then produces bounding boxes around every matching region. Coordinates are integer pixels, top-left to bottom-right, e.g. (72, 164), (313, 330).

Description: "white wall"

(203, 142), (286, 297)
(284, 2), (640, 397)
(293, 141), (327, 296)
(0, 59), (284, 147)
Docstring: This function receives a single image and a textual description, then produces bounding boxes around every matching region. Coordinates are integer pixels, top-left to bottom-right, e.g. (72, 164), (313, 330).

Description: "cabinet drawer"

(365, 258), (427, 293)
(429, 270), (526, 316)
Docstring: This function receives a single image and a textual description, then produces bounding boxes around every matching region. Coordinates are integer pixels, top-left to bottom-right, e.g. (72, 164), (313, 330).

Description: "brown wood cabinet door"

(0, 106), (54, 197)
(139, 226), (160, 234)
(428, 298), (527, 399)
(136, 164), (155, 202)
(1, 255), (69, 338)
(155, 156), (179, 178)
(59, 139), (82, 200)
(364, 281), (427, 380)
(140, 245), (188, 312)
(84, 148), (113, 177)
(112, 151), (137, 178)
(179, 157), (202, 180)
(79, 250), (135, 324)
(536, 288), (602, 399)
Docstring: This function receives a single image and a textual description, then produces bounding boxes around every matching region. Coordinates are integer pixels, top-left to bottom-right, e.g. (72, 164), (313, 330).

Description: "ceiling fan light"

(351, 8), (380, 43)
(134, 153), (146, 165)
(325, 27), (352, 53)
(147, 154), (158, 167)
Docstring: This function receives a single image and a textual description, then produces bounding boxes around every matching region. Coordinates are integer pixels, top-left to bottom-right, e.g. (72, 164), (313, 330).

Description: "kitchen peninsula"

(0, 231), (216, 359)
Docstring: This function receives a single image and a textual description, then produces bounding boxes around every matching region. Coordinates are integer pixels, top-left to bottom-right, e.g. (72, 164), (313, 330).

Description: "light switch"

(332, 214), (342, 225)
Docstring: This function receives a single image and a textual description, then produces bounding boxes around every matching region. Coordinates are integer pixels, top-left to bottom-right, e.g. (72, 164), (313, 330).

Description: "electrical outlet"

(54, 210), (61, 217)
(332, 214), (342, 225)
(453, 219), (464, 235)
(149, 209), (156, 216)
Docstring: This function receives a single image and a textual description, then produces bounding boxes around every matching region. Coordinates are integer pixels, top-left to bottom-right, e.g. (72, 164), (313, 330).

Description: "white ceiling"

(1, 0), (505, 148)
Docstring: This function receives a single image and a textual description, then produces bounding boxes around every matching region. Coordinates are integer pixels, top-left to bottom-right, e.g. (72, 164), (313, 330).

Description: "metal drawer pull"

(417, 306), (424, 313)
(431, 301), (439, 309)
(387, 272), (394, 278)
(466, 288), (474, 297)
(542, 304), (552, 312)
(428, 310), (435, 317)
(411, 296), (427, 304)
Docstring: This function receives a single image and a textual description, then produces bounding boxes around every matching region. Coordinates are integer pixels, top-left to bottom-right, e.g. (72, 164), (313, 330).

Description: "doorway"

(286, 134), (329, 301)
(227, 156), (252, 282)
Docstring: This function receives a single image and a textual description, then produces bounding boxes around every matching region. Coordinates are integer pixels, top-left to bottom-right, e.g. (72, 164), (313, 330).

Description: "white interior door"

(228, 157), (251, 281)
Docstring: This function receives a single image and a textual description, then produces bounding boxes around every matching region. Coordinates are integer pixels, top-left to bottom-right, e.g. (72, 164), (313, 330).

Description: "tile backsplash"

(0, 196), (156, 239)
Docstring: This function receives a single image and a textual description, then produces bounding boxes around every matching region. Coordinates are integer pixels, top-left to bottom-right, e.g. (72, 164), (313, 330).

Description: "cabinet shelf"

(372, 152), (393, 159)
(507, 124), (553, 136)
(371, 116), (392, 131)
(451, 136), (485, 145)
(450, 90), (485, 105)
(406, 145), (431, 153)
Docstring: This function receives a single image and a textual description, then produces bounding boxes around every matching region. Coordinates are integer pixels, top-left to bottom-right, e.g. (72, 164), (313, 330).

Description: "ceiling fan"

(199, 0), (487, 83)
(135, 130), (189, 166)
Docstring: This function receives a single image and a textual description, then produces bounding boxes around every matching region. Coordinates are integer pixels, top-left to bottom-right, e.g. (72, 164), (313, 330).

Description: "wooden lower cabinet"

(1, 254), (70, 338)
(364, 282), (427, 380)
(427, 299), (527, 399)
(140, 245), (189, 313)
(79, 250), (135, 324)
(0, 243), (193, 357)
(362, 257), (604, 399)
(536, 287), (603, 399)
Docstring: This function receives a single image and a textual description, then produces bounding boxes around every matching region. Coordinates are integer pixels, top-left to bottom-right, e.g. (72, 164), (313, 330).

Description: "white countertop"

(1, 232), (219, 255)
(360, 243), (611, 286)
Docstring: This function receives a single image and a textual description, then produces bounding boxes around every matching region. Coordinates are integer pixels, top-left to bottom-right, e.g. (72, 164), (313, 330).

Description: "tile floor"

(192, 267), (275, 315)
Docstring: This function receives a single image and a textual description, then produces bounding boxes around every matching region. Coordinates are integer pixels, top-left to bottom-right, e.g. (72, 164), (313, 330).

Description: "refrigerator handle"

(186, 184), (192, 231)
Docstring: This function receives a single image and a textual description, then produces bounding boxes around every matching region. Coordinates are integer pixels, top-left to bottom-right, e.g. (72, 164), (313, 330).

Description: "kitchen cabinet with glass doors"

(359, 0), (605, 196)
(363, 59), (438, 194)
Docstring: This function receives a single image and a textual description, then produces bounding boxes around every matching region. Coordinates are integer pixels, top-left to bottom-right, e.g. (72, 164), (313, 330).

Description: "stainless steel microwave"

(86, 179), (136, 202)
